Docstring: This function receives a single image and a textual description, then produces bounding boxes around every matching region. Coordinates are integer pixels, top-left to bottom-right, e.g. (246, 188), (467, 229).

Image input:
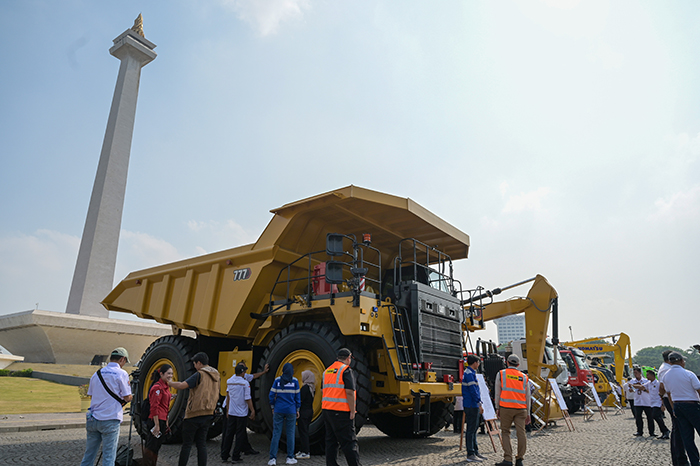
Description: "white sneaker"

(296, 453), (310, 459)
(268, 459), (277, 466)
(466, 454), (483, 462)
(286, 458), (298, 465)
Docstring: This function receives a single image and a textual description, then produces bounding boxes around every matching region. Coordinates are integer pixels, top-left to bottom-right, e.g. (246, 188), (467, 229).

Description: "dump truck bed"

(102, 185), (470, 337)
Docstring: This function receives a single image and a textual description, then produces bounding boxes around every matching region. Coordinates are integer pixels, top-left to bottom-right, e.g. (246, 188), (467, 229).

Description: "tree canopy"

(633, 345), (700, 374)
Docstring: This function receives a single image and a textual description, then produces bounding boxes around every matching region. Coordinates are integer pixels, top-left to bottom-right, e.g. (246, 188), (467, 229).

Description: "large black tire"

(370, 400), (453, 438)
(253, 322), (370, 452)
(133, 335), (223, 442)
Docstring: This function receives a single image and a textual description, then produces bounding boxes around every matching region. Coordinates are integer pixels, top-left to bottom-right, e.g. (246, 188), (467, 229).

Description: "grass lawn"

(7, 362), (104, 378)
(0, 377), (81, 414)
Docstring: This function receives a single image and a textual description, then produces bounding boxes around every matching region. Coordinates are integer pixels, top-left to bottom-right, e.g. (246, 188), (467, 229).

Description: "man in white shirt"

(632, 369), (655, 436)
(79, 347), (133, 466)
(659, 350), (689, 466)
(660, 352), (700, 466)
(221, 361), (270, 463)
(629, 367), (647, 436)
(645, 369), (670, 438)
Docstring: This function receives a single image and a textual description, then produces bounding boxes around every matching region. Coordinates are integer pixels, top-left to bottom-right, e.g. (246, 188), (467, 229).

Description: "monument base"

(0, 310), (180, 365)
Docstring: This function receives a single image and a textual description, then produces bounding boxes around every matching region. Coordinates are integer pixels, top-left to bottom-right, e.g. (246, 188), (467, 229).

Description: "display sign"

(587, 382), (603, 407)
(477, 373), (497, 421)
(548, 378), (569, 412)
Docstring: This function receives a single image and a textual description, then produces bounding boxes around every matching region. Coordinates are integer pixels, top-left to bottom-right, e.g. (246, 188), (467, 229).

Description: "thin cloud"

(503, 187), (552, 213)
(0, 230), (79, 313)
(186, 219), (257, 254)
(222, 0), (311, 36)
(649, 186), (700, 222)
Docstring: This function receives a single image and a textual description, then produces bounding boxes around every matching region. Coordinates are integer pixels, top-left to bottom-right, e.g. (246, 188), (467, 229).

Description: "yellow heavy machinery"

(104, 186), (475, 446)
(463, 275), (565, 426)
(563, 333), (633, 406)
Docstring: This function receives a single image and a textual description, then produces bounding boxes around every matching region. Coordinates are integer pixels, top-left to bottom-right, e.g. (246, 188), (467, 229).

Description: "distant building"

(495, 314), (526, 345)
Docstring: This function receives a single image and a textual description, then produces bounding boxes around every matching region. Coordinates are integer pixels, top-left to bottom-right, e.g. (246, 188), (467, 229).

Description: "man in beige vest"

(169, 352), (221, 466)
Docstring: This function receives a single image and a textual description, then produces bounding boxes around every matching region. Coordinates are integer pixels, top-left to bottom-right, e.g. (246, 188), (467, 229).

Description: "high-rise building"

(494, 314), (526, 345)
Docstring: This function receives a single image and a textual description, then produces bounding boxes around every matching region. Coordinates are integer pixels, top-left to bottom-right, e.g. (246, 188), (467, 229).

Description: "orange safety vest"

(322, 361), (354, 411)
(499, 368), (528, 409)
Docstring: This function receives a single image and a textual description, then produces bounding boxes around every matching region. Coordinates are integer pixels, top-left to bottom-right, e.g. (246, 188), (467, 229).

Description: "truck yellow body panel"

(102, 185), (469, 337)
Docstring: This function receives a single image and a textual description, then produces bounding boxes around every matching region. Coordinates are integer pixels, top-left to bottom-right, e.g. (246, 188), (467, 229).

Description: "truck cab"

(502, 338), (568, 385)
(559, 346), (593, 413)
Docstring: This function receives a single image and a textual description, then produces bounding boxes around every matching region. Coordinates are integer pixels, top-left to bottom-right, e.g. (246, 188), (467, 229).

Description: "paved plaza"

(0, 409), (679, 466)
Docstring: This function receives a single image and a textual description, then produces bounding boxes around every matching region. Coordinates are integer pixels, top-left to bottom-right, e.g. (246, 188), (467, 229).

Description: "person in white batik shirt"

(79, 347), (133, 466)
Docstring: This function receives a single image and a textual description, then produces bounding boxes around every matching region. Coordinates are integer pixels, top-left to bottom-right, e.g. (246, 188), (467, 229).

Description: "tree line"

(633, 345), (700, 374)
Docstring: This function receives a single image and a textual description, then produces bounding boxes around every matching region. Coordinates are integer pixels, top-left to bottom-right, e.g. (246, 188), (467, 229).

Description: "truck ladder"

(411, 389), (431, 435)
(383, 303), (418, 380)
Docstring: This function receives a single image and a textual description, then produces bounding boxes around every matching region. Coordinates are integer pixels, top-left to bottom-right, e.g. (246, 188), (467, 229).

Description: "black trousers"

(323, 410), (361, 466)
(635, 405), (653, 435)
(297, 411), (313, 454)
(221, 415), (249, 461)
(143, 419), (167, 466)
(179, 415), (212, 466)
(651, 406), (670, 436)
(453, 410), (464, 433)
(664, 398), (689, 466)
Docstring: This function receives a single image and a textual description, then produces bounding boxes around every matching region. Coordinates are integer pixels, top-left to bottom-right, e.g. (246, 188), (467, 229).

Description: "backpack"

(140, 396), (151, 421)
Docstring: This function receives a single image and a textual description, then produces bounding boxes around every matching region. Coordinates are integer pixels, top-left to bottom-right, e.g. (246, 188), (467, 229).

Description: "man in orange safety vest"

(322, 348), (361, 466)
(494, 354), (531, 466)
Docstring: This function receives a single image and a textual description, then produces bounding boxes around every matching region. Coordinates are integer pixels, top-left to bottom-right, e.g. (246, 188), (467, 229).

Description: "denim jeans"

(269, 411), (296, 460)
(80, 416), (121, 466)
(464, 408), (480, 456)
(674, 402), (700, 466)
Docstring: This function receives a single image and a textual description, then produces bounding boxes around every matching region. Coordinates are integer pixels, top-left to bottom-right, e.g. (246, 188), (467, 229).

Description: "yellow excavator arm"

(464, 275), (559, 386)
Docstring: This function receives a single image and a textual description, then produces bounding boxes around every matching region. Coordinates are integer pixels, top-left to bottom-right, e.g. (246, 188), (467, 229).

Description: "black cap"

(669, 352), (685, 363)
(337, 348), (352, 360)
(235, 363), (247, 375)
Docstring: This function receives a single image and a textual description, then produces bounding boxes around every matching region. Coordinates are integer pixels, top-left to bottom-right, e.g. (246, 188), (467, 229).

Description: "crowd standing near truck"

(296, 370), (316, 459)
(221, 362), (268, 462)
(143, 364), (173, 466)
(79, 347), (133, 466)
(494, 354), (530, 466)
(168, 352), (220, 466)
(268, 363), (301, 465)
(221, 363), (257, 463)
(659, 351), (700, 466)
(659, 350), (689, 466)
(462, 354), (485, 463)
(322, 348), (362, 466)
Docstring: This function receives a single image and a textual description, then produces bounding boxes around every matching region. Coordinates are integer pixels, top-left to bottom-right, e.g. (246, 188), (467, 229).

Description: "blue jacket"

(269, 377), (301, 415)
(462, 366), (481, 409)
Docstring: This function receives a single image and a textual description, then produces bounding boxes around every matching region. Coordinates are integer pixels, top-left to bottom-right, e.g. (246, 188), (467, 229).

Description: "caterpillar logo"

(579, 345), (603, 352)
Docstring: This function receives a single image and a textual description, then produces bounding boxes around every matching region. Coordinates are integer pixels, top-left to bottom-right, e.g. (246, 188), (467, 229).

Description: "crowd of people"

(77, 345), (700, 466)
(78, 347), (360, 466)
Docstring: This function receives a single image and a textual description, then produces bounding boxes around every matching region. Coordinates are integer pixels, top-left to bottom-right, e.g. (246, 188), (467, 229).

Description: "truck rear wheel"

(133, 335), (223, 442)
(254, 322), (370, 452)
(369, 401), (453, 438)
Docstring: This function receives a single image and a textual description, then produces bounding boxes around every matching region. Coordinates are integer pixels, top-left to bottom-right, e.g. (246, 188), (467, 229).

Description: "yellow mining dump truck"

(103, 186), (472, 446)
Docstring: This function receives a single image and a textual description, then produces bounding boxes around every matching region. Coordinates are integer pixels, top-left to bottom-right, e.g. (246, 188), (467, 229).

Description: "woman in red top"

(143, 364), (173, 466)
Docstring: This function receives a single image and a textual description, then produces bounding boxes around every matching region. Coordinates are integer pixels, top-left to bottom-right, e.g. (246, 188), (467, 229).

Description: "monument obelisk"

(66, 16), (157, 317)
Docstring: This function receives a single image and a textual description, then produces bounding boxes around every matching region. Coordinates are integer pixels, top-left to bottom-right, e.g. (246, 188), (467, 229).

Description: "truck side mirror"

(325, 261), (345, 284)
(326, 233), (344, 256)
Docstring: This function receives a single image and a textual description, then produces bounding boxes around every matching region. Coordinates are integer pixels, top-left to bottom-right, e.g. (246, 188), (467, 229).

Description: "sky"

(1, 0), (699, 354)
